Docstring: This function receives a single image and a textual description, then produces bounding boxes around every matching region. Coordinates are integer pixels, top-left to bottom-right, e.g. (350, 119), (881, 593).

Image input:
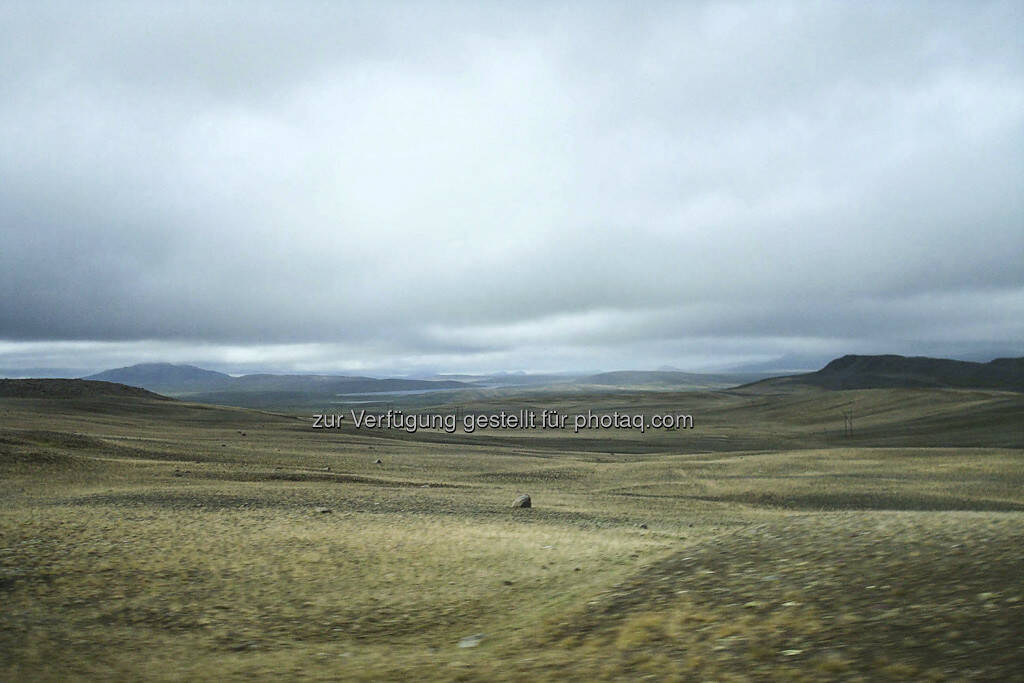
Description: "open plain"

(1, 382), (1022, 680)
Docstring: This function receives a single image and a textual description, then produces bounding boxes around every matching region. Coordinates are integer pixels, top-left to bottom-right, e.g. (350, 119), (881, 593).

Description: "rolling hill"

(87, 363), (233, 393)
(2, 366), (1022, 680)
(748, 354), (1024, 392)
(0, 378), (171, 400)
(82, 363), (471, 408)
(575, 370), (771, 389)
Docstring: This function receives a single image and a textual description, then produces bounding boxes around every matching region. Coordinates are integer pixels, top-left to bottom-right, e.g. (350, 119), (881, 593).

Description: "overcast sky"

(1, 1), (1022, 376)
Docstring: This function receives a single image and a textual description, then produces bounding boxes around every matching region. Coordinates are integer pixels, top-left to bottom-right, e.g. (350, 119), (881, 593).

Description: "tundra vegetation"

(1, 380), (1022, 680)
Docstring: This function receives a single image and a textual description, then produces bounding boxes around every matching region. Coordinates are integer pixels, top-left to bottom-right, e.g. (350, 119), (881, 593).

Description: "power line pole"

(842, 406), (854, 438)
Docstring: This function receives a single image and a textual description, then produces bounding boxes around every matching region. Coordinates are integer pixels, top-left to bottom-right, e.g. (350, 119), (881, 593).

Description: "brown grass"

(1, 387), (1021, 680)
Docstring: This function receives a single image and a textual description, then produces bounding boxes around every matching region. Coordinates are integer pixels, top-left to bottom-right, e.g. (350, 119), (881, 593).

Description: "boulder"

(512, 493), (532, 508)
(458, 633), (485, 648)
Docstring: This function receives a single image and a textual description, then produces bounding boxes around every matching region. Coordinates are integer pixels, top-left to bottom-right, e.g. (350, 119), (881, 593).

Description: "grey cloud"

(1, 2), (1022, 373)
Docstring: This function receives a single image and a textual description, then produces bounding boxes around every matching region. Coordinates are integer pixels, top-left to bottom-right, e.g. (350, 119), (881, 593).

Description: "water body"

(334, 388), (465, 397)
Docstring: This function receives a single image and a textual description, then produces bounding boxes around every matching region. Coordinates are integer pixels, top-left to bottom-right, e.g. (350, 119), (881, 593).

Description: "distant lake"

(334, 387), (464, 398)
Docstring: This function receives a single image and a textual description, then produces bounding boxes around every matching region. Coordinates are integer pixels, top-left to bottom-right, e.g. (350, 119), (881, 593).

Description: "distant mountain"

(575, 370), (774, 389)
(420, 372), (582, 388)
(83, 363), (470, 398)
(0, 378), (170, 400)
(716, 353), (841, 374)
(228, 374), (469, 394)
(86, 363), (233, 393)
(750, 355), (1024, 392)
(476, 373), (576, 387)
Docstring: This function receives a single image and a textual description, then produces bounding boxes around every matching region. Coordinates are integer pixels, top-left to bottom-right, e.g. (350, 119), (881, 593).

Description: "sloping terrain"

(574, 370), (771, 390)
(0, 378), (171, 400)
(0, 383), (1021, 680)
(82, 363), (471, 410)
(753, 354), (1024, 392)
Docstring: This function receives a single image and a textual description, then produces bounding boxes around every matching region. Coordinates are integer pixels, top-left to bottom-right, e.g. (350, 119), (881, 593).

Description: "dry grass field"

(1, 385), (1022, 680)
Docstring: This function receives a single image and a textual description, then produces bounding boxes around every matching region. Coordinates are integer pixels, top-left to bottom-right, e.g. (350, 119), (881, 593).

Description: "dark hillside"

(86, 363), (232, 393)
(0, 379), (171, 400)
(749, 355), (1024, 392)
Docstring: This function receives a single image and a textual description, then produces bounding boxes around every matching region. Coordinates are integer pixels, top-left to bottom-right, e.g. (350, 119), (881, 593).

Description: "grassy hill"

(79, 353), (1024, 414)
(0, 378), (171, 400)
(83, 363), (471, 408)
(86, 363), (233, 393)
(573, 370), (772, 390)
(748, 354), (1024, 392)
(1, 380), (1021, 680)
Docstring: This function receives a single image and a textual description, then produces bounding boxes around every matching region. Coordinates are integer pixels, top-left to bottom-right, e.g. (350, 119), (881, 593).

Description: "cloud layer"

(2, 2), (1022, 373)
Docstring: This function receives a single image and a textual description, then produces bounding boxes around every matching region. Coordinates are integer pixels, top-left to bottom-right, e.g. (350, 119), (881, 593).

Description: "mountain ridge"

(0, 378), (171, 400)
(87, 363), (233, 393)
(57, 354), (1024, 400)
(749, 354), (1024, 392)
(84, 362), (470, 396)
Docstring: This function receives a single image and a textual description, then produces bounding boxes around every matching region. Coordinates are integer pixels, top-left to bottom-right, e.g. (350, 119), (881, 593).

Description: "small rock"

(638, 523), (648, 529)
(512, 493), (531, 508)
(458, 633), (485, 648)
(315, 507), (332, 514)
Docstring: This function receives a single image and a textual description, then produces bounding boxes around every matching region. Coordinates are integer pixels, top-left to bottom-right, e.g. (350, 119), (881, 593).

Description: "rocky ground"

(544, 513), (1024, 681)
